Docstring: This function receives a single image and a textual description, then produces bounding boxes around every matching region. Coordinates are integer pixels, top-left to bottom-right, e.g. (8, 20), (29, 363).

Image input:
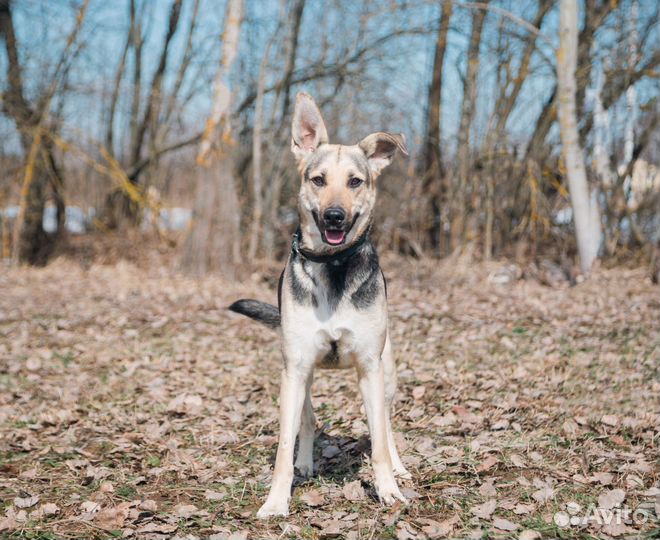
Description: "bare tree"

(557, 0), (600, 275)
(0, 0), (87, 264)
(101, 0), (189, 228)
(422, 0), (453, 254)
(180, 0), (244, 275)
(452, 3), (486, 248)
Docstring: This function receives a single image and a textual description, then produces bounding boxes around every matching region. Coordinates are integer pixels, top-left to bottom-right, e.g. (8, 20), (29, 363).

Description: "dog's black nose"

(323, 207), (346, 227)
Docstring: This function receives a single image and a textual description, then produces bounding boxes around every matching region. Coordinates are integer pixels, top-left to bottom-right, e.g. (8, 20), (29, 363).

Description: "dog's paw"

(394, 467), (412, 480)
(376, 484), (408, 506)
(378, 488), (408, 506)
(256, 500), (289, 519)
(294, 462), (314, 478)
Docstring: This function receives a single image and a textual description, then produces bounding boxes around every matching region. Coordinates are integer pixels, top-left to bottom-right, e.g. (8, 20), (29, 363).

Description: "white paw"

(295, 462), (314, 478)
(376, 485), (408, 505)
(394, 467), (412, 480)
(256, 499), (289, 519)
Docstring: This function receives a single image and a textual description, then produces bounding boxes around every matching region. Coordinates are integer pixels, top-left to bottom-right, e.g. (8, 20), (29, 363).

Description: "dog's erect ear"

(291, 92), (329, 162)
(358, 132), (409, 178)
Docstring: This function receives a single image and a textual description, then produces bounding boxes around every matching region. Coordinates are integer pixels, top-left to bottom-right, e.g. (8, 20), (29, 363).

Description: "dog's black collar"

(292, 228), (368, 265)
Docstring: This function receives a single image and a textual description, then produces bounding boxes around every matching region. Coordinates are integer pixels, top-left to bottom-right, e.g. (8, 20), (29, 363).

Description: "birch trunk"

(557, 0), (600, 275)
(180, 0), (243, 275)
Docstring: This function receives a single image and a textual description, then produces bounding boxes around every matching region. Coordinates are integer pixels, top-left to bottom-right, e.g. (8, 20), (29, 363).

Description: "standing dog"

(230, 92), (409, 518)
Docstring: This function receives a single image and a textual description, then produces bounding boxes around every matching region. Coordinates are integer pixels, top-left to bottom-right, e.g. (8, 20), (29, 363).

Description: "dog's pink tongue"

(325, 230), (346, 245)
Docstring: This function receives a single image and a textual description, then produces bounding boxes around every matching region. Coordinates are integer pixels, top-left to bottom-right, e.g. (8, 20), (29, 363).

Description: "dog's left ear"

(291, 92), (329, 163)
(358, 132), (409, 178)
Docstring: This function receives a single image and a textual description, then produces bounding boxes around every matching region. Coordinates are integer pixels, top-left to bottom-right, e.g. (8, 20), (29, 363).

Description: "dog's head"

(291, 92), (408, 253)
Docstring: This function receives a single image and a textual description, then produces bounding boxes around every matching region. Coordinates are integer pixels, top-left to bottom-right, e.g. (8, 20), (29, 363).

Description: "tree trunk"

(557, 0), (600, 275)
(102, 0), (183, 228)
(247, 35), (273, 260)
(278, 0), (305, 124)
(452, 4), (486, 249)
(180, 0), (243, 275)
(422, 0), (453, 254)
(1, 0), (80, 264)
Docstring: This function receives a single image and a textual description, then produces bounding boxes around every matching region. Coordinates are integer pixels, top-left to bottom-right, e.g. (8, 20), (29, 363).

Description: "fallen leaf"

(19, 468), (37, 479)
(137, 522), (178, 534)
(471, 499), (496, 519)
(342, 480), (365, 501)
(14, 495), (39, 509)
(139, 499), (158, 511)
(531, 487), (554, 504)
(590, 472), (614, 485)
(493, 518), (518, 531)
(312, 519), (346, 537)
(562, 418), (579, 437)
(513, 503), (534, 515)
(0, 515), (16, 532)
(94, 502), (130, 530)
(601, 522), (633, 537)
(626, 474), (644, 489)
(601, 415), (619, 427)
(300, 489), (325, 507)
(510, 454), (526, 468)
(529, 452), (543, 463)
(29, 503), (59, 520)
(491, 419), (510, 430)
(401, 487), (422, 499)
(396, 521), (417, 540)
(476, 455), (499, 473)
(80, 501), (100, 513)
(419, 516), (458, 538)
(598, 488), (625, 510)
(519, 530), (541, 540)
(479, 480), (496, 497)
(174, 504), (198, 518)
(412, 386), (426, 400)
(99, 481), (114, 493)
(167, 394), (203, 415)
(204, 489), (226, 501)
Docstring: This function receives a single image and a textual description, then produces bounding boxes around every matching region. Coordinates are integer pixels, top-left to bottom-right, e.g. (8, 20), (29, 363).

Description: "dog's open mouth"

(323, 230), (346, 245)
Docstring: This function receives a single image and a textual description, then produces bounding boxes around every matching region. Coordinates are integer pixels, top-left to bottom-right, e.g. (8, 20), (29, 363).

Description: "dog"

(230, 92), (409, 518)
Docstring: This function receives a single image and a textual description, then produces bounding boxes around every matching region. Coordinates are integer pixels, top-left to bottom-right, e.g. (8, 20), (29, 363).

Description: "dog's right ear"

(291, 92), (329, 163)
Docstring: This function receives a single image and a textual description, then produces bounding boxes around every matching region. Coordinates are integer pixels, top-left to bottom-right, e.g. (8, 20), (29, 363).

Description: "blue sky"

(1, 0), (656, 161)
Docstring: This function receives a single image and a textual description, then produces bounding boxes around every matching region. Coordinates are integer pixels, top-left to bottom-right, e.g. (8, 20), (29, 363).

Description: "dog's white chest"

(282, 267), (387, 369)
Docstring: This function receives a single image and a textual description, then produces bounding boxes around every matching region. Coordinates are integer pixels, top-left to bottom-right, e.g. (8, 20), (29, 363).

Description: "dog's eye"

(310, 176), (325, 187)
(348, 177), (363, 188)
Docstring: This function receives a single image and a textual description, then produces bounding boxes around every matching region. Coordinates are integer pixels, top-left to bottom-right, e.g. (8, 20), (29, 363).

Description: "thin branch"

(453, 1), (555, 47)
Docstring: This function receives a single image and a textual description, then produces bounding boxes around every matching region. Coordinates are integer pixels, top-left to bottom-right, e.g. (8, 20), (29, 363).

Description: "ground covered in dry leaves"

(1, 251), (658, 539)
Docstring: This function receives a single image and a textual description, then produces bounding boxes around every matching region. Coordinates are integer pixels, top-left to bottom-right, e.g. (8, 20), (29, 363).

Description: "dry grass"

(0, 250), (658, 539)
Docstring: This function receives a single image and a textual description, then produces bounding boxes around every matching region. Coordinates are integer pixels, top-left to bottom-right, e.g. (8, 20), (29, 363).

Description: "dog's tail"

(228, 299), (280, 329)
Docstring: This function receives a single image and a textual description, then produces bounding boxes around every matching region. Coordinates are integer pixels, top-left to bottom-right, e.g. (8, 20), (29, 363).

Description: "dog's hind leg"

(257, 363), (311, 518)
(357, 356), (407, 505)
(382, 334), (411, 479)
(294, 372), (315, 477)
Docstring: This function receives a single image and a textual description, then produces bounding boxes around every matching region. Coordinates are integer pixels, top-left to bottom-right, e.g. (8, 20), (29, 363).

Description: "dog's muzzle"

(322, 207), (347, 245)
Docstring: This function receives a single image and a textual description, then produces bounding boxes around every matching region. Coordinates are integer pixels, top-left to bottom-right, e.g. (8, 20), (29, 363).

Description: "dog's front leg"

(357, 360), (407, 505)
(257, 365), (308, 518)
(294, 372), (315, 477)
